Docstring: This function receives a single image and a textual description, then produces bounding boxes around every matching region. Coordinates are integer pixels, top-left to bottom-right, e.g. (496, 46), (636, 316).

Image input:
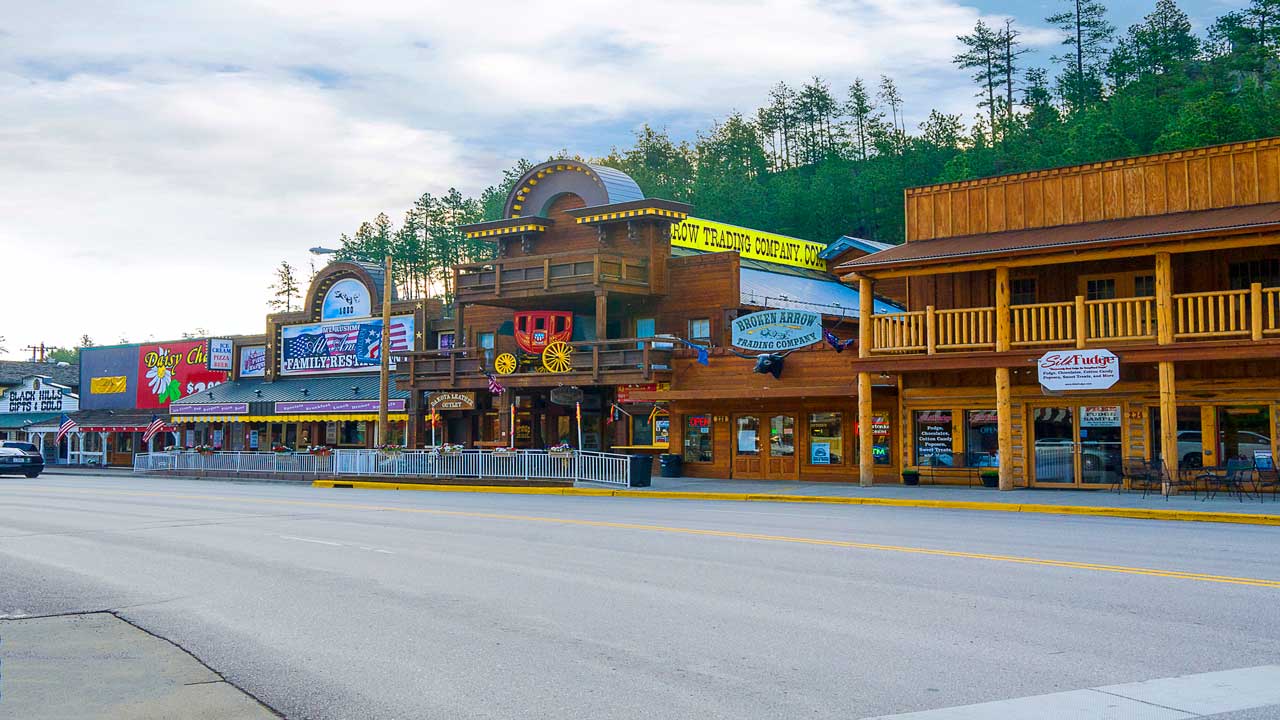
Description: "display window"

(683, 414), (713, 463)
(914, 410), (954, 466)
(871, 412), (892, 465)
(339, 421), (366, 446)
(965, 410), (999, 467)
(808, 412), (843, 465)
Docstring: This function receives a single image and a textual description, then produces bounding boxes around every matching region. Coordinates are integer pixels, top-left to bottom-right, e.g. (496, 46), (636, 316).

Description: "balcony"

(869, 285), (1280, 355)
(455, 250), (651, 304)
(405, 337), (674, 390)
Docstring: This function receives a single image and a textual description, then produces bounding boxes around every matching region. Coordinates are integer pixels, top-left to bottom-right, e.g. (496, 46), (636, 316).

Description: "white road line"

(277, 535), (343, 547)
(862, 665), (1280, 719)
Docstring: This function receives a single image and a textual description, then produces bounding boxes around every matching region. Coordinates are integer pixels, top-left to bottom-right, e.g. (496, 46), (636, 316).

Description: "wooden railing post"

(593, 255), (601, 286)
(1251, 282), (1264, 341)
(641, 342), (651, 381)
(1155, 251), (1173, 345)
(925, 305), (937, 354)
(494, 261), (502, 296)
(543, 258), (550, 291)
(995, 267), (1010, 353)
(1074, 295), (1087, 348)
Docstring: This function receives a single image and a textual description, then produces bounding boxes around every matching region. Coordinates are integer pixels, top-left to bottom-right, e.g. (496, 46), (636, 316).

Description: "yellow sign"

(90, 376), (127, 394)
(670, 217), (828, 272)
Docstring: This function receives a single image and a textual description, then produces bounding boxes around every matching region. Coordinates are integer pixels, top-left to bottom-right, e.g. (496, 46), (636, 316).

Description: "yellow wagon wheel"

(541, 341), (574, 373)
(494, 353), (518, 375)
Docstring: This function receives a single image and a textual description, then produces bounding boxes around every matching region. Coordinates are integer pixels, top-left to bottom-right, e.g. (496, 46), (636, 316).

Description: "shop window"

(1148, 406), (1203, 469)
(914, 410), (954, 467)
(115, 433), (135, 453)
(872, 412), (892, 465)
(965, 410), (999, 467)
(1134, 274), (1155, 297)
(688, 318), (711, 342)
(339, 421), (367, 446)
(683, 415), (713, 463)
(1085, 278), (1116, 301)
(437, 332), (455, 350)
(1229, 259), (1280, 289)
(769, 416), (795, 457)
(736, 416), (760, 456)
(631, 414), (653, 445)
(386, 421), (406, 446)
(1010, 279), (1037, 306)
(1217, 406), (1272, 465)
(808, 412), (843, 465)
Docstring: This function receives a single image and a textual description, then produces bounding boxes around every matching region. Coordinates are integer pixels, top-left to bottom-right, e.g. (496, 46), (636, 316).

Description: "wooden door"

(765, 414), (799, 479)
(731, 414), (764, 478)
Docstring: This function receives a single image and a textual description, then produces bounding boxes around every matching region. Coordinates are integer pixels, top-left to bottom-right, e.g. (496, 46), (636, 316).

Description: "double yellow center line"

(14, 485), (1280, 589)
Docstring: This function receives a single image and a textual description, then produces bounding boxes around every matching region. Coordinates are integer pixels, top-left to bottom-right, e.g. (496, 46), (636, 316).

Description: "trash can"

(659, 453), (683, 478)
(628, 454), (653, 487)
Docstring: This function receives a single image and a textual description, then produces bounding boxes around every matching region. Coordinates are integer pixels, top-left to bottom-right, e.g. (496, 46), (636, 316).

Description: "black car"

(0, 441), (44, 478)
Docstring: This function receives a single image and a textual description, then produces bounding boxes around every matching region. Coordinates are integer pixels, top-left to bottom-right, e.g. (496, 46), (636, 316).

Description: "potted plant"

(980, 469), (1000, 488)
(271, 443), (292, 455)
(377, 443), (405, 457)
(492, 446), (517, 456)
(547, 442), (573, 456)
(901, 468), (921, 486)
(194, 444), (215, 456)
(307, 445), (332, 457)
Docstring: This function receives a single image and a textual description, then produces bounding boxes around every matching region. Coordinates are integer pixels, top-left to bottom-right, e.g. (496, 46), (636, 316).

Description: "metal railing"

(134, 448), (636, 487)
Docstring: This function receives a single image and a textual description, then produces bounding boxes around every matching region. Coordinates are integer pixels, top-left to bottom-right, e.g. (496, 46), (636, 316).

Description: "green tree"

(955, 20), (1004, 141)
(1108, 0), (1198, 94)
(844, 78), (881, 161)
(1047, 0), (1116, 111)
(268, 260), (302, 312)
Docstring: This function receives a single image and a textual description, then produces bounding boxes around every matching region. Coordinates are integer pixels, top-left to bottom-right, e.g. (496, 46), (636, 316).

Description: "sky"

(0, 0), (1244, 359)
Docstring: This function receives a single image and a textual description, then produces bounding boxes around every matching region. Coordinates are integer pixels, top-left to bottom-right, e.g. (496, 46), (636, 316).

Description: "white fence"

(134, 448), (636, 487)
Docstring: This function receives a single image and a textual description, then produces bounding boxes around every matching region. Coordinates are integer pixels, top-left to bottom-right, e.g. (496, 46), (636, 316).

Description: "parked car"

(1176, 430), (1271, 468)
(0, 441), (44, 478)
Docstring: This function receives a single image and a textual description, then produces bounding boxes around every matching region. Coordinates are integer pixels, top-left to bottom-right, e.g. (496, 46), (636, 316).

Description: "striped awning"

(170, 413), (409, 423)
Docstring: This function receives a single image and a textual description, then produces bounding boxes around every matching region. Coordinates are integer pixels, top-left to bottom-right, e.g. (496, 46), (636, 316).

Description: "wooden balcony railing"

(870, 284), (1279, 354)
(406, 337), (674, 387)
(455, 250), (649, 299)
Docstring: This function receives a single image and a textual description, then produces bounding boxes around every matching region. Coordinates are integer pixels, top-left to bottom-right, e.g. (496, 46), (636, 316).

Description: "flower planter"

(980, 471), (1000, 488)
(901, 470), (920, 486)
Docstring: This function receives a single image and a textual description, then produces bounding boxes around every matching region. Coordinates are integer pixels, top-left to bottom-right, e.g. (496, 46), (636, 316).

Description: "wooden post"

(995, 266), (1010, 353)
(1199, 404), (1217, 469)
(1158, 361), (1177, 495)
(595, 291), (608, 341)
(1251, 282), (1263, 341)
(925, 305), (937, 354)
(858, 372), (874, 487)
(493, 260), (502, 296)
(995, 367), (1013, 490)
(858, 276), (873, 356)
(543, 258), (550, 291)
(378, 254), (392, 446)
(1155, 251), (1173, 345)
(1074, 295), (1087, 348)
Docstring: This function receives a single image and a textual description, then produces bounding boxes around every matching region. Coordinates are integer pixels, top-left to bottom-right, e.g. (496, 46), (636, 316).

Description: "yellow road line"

(12, 485), (1280, 589)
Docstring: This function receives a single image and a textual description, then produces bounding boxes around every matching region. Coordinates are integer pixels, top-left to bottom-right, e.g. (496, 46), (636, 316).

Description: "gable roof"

(0, 360), (80, 389)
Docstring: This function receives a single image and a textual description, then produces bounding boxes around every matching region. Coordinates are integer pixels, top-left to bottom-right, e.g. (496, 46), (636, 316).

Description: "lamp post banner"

(1037, 349), (1120, 390)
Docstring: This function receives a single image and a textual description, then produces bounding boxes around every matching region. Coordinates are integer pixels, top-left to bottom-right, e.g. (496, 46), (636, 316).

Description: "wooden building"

(839, 137), (1280, 489)
(405, 160), (903, 480)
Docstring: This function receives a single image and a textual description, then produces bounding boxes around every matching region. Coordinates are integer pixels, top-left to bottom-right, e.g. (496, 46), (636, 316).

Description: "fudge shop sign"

(1037, 349), (1119, 391)
(731, 309), (822, 352)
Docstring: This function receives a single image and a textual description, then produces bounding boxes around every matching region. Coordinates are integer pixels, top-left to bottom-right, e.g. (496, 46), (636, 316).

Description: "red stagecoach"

(514, 311), (573, 353)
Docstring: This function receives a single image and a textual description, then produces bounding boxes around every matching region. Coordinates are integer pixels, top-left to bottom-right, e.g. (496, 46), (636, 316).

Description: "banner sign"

(89, 376), (128, 394)
(207, 338), (234, 372)
(239, 345), (267, 378)
(170, 403), (249, 416)
(1037, 349), (1119, 391)
(274, 399), (407, 413)
(670, 217), (827, 271)
(136, 341), (229, 409)
(321, 278), (372, 320)
(731, 309), (822, 351)
(280, 314), (414, 376)
(429, 392), (476, 410)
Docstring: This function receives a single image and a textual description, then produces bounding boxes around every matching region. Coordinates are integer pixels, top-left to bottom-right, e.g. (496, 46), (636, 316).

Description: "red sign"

(135, 341), (230, 409)
(616, 384), (657, 404)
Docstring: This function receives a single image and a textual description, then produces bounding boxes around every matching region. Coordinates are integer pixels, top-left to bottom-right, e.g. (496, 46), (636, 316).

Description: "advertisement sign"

(321, 278), (372, 320)
(280, 315), (414, 376)
(239, 345), (267, 378)
(2, 377), (76, 414)
(731, 309), (822, 351)
(207, 338), (234, 372)
(1037, 349), (1119, 391)
(549, 386), (584, 406)
(169, 403), (249, 416)
(811, 442), (831, 465)
(1080, 406), (1122, 427)
(429, 392), (476, 411)
(670, 217), (827, 271)
(135, 341), (230, 410)
(274, 399), (407, 413)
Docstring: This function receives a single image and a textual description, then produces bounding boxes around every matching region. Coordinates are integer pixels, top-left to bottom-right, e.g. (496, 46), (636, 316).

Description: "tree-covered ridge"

(326, 0), (1280, 301)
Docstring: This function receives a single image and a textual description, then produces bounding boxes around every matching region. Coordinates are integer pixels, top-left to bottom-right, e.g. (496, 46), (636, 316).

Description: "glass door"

(1079, 406), (1122, 486)
(1032, 407), (1076, 485)
(732, 415), (763, 479)
(766, 414), (798, 479)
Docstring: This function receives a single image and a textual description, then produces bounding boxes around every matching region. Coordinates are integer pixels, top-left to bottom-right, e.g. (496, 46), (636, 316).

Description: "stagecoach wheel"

(494, 353), (518, 375)
(541, 341), (573, 373)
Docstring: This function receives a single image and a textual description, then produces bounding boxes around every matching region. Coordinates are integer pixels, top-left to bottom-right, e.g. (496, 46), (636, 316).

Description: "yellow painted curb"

(310, 480), (1280, 526)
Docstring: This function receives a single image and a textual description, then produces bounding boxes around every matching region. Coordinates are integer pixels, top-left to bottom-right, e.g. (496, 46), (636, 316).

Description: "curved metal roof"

(504, 160), (644, 218)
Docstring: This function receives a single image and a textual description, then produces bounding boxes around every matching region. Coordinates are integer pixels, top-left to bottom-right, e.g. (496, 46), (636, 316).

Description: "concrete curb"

(310, 480), (1280, 526)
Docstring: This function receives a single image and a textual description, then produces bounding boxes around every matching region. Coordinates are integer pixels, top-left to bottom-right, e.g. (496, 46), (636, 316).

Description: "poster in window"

(811, 441), (831, 464)
(737, 430), (757, 453)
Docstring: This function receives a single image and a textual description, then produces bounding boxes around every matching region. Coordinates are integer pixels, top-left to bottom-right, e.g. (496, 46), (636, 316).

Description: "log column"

(994, 266), (1014, 490)
(595, 291), (608, 341)
(858, 275), (875, 487)
(1155, 251), (1177, 494)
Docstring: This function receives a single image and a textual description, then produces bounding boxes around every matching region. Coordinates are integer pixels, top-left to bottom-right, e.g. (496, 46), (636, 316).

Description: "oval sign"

(730, 309), (822, 351)
(549, 386), (584, 406)
(322, 278), (372, 320)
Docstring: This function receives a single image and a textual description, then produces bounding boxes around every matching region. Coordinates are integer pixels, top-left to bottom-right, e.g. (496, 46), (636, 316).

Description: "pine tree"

(877, 75), (906, 153)
(1000, 20), (1031, 125)
(268, 261), (302, 312)
(844, 78), (879, 161)
(1047, 0), (1116, 111)
(955, 20), (1003, 141)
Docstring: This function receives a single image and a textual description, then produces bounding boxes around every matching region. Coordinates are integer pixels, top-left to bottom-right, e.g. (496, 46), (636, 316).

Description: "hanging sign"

(670, 217), (828, 271)
(1037, 349), (1119, 391)
(731, 309), (822, 351)
(321, 278), (372, 320)
(429, 392), (476, 410)
(170, 403), (249, 416)
(549, 386), (584, 406)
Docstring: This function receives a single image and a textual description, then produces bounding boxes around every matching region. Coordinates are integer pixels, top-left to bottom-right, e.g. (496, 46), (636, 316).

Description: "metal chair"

(1202, 458), (1255, 502)
(1121, 456), (1154, 495)
(1156, 461), (1198, 501)
(1256, 465), (1278, 503)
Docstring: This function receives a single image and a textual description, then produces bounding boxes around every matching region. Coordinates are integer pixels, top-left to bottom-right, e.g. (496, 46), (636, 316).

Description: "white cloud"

(0, 0), (1056, 355)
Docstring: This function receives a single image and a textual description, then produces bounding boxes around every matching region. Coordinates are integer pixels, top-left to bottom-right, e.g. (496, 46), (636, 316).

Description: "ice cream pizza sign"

(1037, 349), (1119, 391)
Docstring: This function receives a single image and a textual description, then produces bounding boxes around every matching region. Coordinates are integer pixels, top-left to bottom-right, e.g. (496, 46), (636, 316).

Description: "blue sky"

(0, 0), (1248, 355)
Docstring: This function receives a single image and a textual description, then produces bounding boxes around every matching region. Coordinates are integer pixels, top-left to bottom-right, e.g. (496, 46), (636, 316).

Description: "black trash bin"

(628, 454), (653, 487)
(658, 453), (683, 478)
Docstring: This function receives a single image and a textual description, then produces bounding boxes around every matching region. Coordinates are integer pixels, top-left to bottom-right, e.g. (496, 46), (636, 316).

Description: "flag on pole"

(823, 328), (856, 353)
(484, 371), (505, 395)
(575, 400), (581, 424)
(56, 413), (77, 443)
(677, 338), (710, 366)
(142, 415), (166, 443)
(509, 402), (516, 441)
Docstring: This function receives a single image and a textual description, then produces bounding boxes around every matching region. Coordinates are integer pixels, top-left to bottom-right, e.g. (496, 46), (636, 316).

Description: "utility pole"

(378, 253), (392, 446)
(24, 344), (47, 362)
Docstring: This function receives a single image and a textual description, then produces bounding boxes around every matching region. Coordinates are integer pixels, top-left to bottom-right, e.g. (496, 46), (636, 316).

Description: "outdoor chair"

(1256, 465), (1278, 503)
(1201, 459), (1255, 502)
(1121, 456), (1155, 495)
(1152, 461), (1197, 501)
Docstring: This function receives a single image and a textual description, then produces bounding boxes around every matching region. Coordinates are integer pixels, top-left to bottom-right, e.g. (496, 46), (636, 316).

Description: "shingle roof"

(0, 360), (80, 389)
(168, 375), (409, 405)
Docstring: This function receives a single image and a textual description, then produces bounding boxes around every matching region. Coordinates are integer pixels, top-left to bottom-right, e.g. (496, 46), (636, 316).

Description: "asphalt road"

(1, 473), (1278, 719)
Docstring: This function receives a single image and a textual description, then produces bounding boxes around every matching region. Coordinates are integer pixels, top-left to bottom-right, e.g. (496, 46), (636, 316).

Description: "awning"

(0, 412), (61, 430)
(171, 413), (409, 423)
(79, 425), (170, 433)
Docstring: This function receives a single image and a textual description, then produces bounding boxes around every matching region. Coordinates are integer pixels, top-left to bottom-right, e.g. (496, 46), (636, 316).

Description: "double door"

(731, 413), (798, 480)
(1031, 404), (1124, 487)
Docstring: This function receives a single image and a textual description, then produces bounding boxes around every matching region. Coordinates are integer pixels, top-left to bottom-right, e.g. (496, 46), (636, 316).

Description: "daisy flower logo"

(145, 347), (183, 404)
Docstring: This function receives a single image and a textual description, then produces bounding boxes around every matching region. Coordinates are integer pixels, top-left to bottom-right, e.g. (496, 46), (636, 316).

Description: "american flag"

(358, 320), (412, 362)
(142, 415), (166, 443)
(286, 333), (329, 359)
(56, 413), (77, 443)
(484, 371), (505, 395)
(325, 327), (359, 354)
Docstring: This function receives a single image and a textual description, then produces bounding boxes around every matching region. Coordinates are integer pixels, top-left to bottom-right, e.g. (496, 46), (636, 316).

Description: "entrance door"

(1032, 407), (1076, 485)
(732, 415), (763, 478)
(731, 413), (798, 480)
(766, 414), (798, 478)
(1032, 405), (1124, 487)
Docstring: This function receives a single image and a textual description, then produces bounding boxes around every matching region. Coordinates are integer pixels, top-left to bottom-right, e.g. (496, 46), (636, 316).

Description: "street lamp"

(310, 246), (393, 447)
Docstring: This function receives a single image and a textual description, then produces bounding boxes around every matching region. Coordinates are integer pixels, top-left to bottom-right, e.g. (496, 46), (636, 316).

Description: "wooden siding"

(905, 137), (1280, 242)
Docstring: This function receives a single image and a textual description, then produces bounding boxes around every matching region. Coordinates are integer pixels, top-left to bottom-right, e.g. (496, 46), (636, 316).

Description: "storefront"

(0, 375), (78, 460)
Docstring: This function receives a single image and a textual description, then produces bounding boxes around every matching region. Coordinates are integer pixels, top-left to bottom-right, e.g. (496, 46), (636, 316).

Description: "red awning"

(78, 425), (174, 433)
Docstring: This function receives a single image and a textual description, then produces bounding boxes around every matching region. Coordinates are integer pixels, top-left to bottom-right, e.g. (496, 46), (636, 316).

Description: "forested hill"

(324, 0), (1280, 302)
